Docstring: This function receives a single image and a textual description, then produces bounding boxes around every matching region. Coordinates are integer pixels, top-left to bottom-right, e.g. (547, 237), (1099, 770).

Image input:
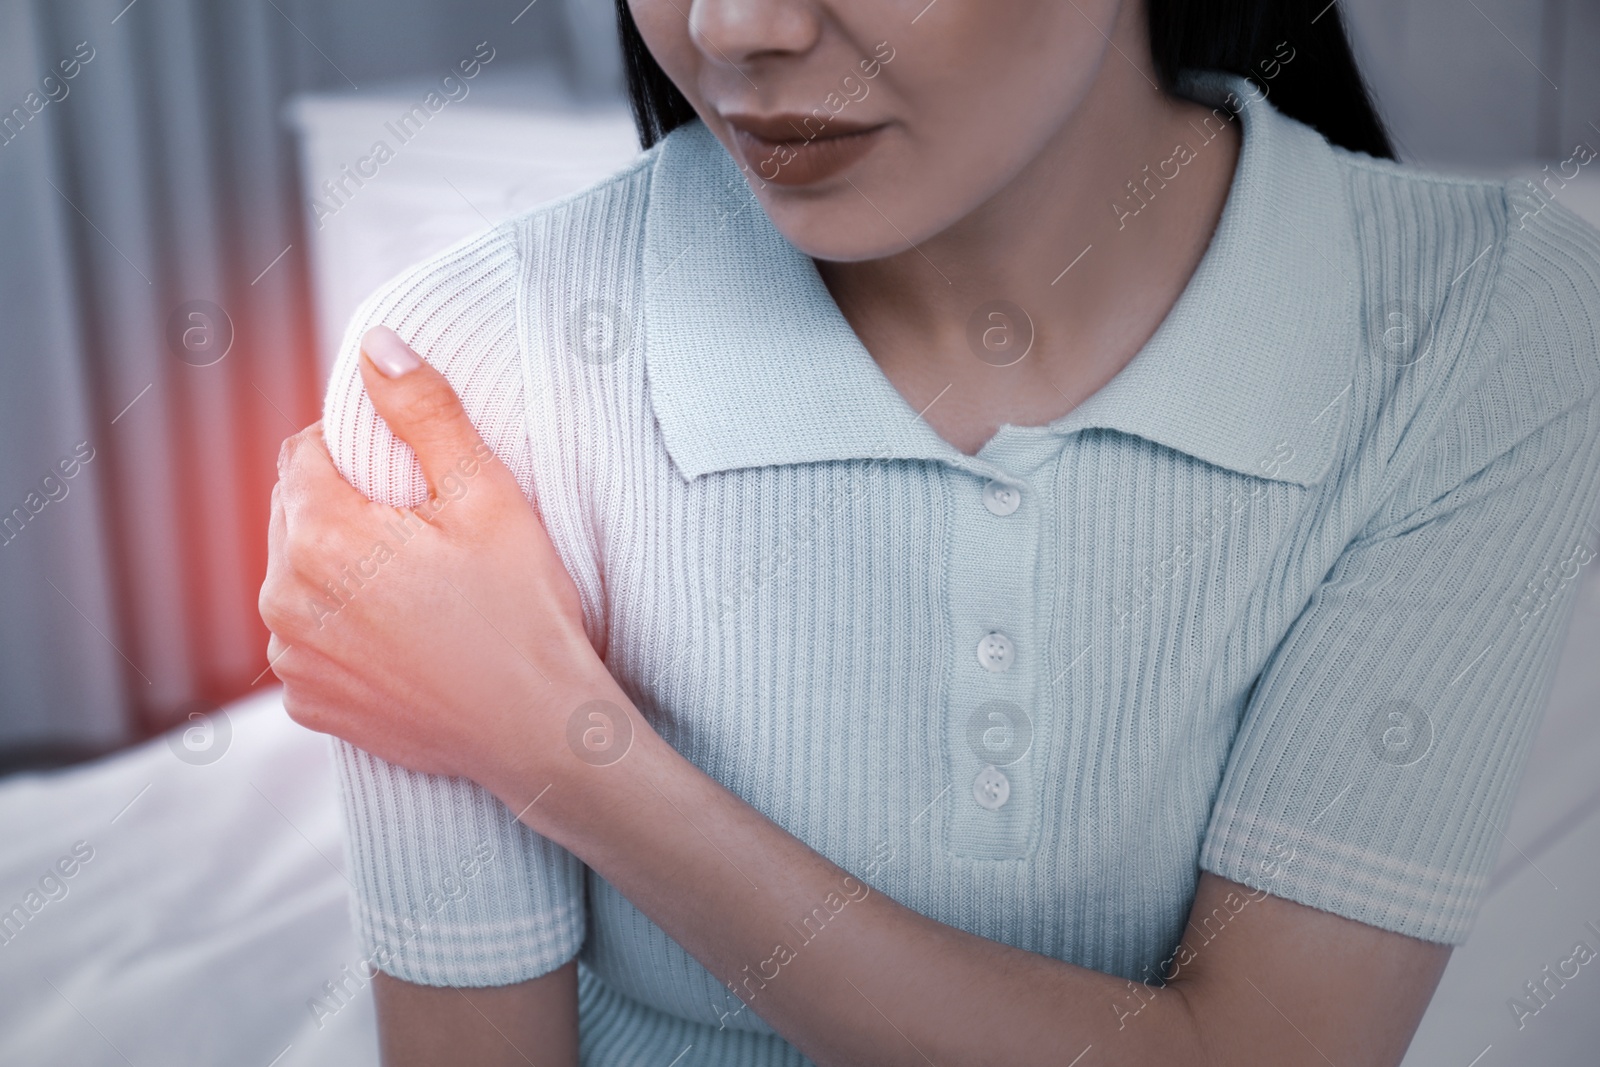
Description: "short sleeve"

(321, 223), (587, 985)
(1200, 198), (1600, 944)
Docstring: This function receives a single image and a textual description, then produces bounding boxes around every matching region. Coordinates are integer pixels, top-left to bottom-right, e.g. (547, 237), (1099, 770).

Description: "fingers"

(266, 631), (292, 680)
(261, 480), (289, 616)
(357, 325), (517, 503)
(265, 423), (375, 644)
(267, 480), (286, 562)
(276, 422), (365, 530)
(268, 637), (349, 736)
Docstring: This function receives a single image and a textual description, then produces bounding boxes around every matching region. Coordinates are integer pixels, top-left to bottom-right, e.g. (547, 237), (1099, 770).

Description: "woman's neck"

(815, 42), (1241, 456)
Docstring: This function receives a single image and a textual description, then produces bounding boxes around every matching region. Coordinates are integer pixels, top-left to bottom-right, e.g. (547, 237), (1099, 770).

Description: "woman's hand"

(260, 330), (1451, 1067)
(258, 325), (631, 812)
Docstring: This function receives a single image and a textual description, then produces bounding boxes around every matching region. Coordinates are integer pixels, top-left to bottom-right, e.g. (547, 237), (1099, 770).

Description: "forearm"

(273, 318), (1454, 1067)
(528, 725), (1206, 1067)
(373, 962), (579, 1067)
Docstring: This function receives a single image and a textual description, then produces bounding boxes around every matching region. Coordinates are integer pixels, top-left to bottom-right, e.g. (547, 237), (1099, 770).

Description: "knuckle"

(278, 433), (308, 481)
(294, 523), (345, 580)
(258, 569), (285, 618)
(276, 425), (322, 480)
(281, 510), (339, 572)
(259, 594), (294, 638)
(281, 689), (316, 729)
(257, 584), (277, 628)
(402, 379), (464, 429)
(277, 526), (308, 575)
(259, 573), (317, 639)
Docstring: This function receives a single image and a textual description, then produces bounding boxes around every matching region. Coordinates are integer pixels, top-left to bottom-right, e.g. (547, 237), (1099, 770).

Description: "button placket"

(943, 458), (1050, 860)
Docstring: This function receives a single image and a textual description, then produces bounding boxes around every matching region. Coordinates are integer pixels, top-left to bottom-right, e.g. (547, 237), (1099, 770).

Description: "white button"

(976, 631), (1015, 672)
(973, 765), (1011, 810)
(981, 479), (1021, 516)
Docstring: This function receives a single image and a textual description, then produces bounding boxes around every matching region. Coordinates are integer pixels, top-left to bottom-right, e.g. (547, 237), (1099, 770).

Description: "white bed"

(0, 688), (376, 1066)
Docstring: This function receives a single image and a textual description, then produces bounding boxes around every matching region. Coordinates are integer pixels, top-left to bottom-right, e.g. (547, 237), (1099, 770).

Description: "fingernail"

(364, 325), (422, 378)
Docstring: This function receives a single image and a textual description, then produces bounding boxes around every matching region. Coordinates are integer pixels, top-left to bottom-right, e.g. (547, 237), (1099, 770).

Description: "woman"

(260, 0), (1600, 1063)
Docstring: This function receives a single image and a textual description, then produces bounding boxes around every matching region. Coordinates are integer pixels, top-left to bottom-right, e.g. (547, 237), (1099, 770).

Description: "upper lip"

(722, 112), (884, 144)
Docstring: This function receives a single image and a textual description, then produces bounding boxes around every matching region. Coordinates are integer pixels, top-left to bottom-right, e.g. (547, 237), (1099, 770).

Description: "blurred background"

(1, 0), (1598, 762)
(0, 1), (1597, 1065)
(0, 0), (638, 766)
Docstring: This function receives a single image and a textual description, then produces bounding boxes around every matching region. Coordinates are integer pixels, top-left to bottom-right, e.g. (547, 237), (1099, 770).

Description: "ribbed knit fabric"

(321, 72), (1600, 1064)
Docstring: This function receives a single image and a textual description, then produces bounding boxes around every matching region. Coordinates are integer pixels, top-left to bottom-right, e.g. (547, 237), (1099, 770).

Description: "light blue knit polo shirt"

(321, 72), (1600, 1065)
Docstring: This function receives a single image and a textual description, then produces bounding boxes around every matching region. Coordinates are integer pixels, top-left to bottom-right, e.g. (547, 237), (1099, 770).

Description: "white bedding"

(0, 689), (375, 1067)
(0, 561), (1596, 1065)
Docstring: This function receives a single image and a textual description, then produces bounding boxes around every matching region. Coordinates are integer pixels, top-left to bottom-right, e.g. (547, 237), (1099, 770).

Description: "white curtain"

(0, 0), (616, 761)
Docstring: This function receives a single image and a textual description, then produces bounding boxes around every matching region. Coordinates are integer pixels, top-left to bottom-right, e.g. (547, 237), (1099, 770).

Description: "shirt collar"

(641, 72), (1357, 488)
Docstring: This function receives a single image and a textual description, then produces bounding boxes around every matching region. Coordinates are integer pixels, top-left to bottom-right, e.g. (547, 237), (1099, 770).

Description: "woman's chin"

(786, 231), (921, 264)
(758, 194), (941, 264)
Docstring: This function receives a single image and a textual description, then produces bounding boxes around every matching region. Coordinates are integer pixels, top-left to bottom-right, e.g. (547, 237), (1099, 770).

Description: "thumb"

(358, 325), (511, 503)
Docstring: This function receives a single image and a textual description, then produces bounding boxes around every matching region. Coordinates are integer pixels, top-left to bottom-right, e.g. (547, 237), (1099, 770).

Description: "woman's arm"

(312, 253), (592, 1041)
(513, 715), (1449, 1067)
(264, 331), (1455, 1067)
(373, 961), (579, 1067)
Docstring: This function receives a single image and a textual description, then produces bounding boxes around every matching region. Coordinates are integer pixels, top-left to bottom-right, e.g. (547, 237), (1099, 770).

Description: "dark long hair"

(611, 0), (1394, 159)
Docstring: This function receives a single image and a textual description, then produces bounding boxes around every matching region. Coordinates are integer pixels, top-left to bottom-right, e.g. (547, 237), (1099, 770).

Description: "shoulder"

(1331, 144), (1600, 447)
(1318, 144), (1600, 531)
(325, 142), (659, 369)
(1485, 171), (1600, 401)
(1333, 146), (1600, 399)
(320, 146), (661, 503)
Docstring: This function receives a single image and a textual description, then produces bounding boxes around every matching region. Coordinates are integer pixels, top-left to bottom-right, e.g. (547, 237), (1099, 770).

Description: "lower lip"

(730, 126), (884, 187)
